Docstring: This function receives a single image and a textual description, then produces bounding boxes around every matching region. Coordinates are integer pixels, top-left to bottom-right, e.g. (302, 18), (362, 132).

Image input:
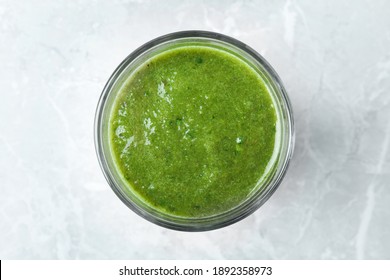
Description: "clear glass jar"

(94, 31), (294, 231)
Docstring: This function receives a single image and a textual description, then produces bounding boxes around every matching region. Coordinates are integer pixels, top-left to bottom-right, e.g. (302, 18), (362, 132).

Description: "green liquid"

(110, 45), (277, 217)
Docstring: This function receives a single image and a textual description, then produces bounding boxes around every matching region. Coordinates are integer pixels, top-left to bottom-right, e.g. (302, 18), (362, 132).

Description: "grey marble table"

(1, 0), (389, 259)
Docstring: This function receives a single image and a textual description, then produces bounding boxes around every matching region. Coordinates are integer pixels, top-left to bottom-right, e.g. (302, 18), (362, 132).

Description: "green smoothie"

(109, 45), (277, 218)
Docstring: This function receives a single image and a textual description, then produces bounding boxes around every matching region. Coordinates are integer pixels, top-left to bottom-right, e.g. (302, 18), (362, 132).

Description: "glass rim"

(94, 30), (295, 231)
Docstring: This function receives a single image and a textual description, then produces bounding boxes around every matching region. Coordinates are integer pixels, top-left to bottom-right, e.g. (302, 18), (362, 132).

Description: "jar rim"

(94, 30), (295, 231)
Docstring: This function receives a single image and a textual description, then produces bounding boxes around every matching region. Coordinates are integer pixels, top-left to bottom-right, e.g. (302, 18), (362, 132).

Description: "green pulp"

(110, 45), (277, 217)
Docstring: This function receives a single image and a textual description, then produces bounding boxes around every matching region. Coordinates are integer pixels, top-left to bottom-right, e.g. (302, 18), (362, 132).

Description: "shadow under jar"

(94, 31), (294, 231)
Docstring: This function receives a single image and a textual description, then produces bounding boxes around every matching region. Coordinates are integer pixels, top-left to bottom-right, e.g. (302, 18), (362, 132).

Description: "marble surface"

(1, 0), (390, 260)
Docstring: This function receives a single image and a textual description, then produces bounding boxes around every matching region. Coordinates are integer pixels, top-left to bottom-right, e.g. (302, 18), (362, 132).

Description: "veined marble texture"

(1, 0), (389, 259)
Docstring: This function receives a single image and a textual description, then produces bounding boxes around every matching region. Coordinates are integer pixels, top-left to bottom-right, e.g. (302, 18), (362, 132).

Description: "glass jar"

(94, 30), (294, 231)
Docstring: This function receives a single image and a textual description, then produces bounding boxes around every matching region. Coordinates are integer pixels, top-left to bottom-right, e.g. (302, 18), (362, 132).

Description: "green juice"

(109, 45), (277, 217)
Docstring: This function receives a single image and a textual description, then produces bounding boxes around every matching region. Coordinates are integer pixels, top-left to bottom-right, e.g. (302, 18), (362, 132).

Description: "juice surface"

(110, 45), (277, 217)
